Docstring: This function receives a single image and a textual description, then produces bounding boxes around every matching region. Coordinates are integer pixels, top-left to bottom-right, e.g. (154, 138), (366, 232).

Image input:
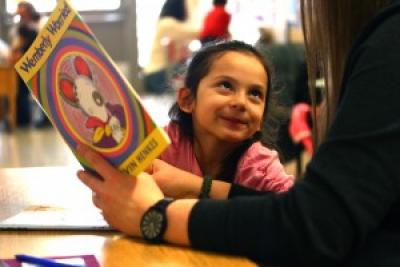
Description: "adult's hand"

(76, 144), (164, 237)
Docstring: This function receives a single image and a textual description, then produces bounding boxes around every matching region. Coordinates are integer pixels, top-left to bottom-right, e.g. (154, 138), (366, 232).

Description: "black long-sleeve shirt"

(188, 1), (400, 266)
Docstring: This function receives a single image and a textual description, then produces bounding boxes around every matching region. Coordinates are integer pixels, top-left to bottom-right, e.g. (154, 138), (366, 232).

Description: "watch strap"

(140, 197), (175, 243)
(153, 197), (175, 212)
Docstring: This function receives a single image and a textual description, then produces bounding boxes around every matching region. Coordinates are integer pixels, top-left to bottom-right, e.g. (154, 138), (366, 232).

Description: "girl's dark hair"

(159, 0), (187, 21)
(168, 40), (284, 182)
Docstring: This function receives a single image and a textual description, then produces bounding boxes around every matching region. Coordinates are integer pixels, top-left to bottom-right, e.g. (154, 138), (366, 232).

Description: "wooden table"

(0, 166), (256, 266)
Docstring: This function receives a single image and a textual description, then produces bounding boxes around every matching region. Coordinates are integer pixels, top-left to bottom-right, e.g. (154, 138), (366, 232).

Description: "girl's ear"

(177, 87), (194, 113)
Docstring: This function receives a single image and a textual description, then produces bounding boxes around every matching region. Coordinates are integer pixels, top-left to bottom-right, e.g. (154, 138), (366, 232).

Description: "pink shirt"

(160, 123), (294, 192)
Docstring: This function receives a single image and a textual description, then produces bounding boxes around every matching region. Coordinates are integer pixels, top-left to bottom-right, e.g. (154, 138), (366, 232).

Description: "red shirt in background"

(200, 6), (231, 40)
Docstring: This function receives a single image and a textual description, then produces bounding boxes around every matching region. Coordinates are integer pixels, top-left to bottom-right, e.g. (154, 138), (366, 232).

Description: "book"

(14, 0), (170, 176)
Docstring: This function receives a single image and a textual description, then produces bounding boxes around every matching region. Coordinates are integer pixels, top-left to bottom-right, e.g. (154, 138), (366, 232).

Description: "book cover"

(14, 0), (170, 176)
(1, 254), (100, 267)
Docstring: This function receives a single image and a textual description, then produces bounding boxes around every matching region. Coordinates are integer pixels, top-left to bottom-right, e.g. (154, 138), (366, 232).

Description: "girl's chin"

(218, 134), (250, 144)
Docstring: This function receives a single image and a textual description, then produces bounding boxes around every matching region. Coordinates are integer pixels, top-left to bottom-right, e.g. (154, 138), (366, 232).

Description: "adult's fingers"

(76, 144), (120, 180)
(92, 191), (102, 209)
(77, 170), (105, 194)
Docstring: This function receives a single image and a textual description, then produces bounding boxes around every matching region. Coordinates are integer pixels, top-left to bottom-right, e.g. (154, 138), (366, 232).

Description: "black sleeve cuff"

(229, 183), (273, 198)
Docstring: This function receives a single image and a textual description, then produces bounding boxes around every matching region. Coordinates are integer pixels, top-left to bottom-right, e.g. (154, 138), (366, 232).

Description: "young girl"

(159, 40), (294, 193)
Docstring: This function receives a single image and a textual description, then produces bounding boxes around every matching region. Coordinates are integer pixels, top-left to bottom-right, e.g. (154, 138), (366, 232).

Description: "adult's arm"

(186, 10), (400, 266)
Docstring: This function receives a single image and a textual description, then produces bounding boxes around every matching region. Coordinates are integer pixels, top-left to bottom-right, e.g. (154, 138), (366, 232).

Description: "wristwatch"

(140, 197), (175, 243)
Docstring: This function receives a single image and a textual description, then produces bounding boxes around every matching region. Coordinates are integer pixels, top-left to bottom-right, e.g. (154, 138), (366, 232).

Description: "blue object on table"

(15, 254), (85, 267)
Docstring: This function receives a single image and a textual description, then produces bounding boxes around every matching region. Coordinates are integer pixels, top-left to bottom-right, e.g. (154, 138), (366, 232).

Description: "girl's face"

(180, 51), (268, 144)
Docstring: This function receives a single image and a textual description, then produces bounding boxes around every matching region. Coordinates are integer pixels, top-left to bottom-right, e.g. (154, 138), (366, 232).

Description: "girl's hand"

(148, 159), (203, 199)
(76, 144), (164, 236)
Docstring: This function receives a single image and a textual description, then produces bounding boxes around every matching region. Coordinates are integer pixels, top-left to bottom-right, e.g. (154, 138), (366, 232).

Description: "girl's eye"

(249, 88), (264, 100)
(218, 81), (232, 90)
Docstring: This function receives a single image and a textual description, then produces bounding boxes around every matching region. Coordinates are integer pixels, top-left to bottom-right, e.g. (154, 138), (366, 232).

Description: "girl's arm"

(150, 159), (273, 199)
(149, 159), (231, 200)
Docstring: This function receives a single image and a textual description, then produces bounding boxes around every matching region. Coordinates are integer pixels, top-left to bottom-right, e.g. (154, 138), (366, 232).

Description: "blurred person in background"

(9, 1), (50, 128)
(0, 38), (9, 64)
(8, 1), (41, 127)
(142, 0), (200, 94)
(199, 0), (231, 46)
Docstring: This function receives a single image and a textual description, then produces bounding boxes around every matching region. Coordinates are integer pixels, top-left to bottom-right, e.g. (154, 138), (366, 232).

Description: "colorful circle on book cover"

(32, 21), (155, 166)
(56, 53), (128, 149)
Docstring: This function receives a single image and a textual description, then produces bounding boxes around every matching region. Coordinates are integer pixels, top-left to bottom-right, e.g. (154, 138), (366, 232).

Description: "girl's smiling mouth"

(220, 115), (248, 126)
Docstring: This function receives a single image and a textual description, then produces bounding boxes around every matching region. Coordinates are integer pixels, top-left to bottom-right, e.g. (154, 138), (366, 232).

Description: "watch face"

(141, 209), (164, 240)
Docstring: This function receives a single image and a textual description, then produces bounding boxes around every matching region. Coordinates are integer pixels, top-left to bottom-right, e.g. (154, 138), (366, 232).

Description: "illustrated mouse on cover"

(59, 56), (126, 148)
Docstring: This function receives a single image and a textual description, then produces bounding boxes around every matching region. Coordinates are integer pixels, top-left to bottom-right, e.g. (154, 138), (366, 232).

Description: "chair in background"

(257, 42), (307, 174)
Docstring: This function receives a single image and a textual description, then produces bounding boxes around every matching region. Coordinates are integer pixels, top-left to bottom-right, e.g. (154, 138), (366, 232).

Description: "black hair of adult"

(18, 1), (41, 22)
(159, 0), (187, 21)
(213, 0), (228, 6)
(168, 40), (283, 182)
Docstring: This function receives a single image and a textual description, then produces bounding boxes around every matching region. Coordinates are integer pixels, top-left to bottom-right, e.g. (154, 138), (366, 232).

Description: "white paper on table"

(0, 205), (112, 230)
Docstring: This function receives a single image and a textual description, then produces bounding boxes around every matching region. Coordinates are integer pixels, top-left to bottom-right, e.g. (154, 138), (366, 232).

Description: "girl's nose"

(230, 91), (246, 110)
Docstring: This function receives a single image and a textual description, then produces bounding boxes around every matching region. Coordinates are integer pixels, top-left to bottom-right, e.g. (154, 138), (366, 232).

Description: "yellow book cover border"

(119, 127), (170, 176)
(15, 0), (76, 82)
